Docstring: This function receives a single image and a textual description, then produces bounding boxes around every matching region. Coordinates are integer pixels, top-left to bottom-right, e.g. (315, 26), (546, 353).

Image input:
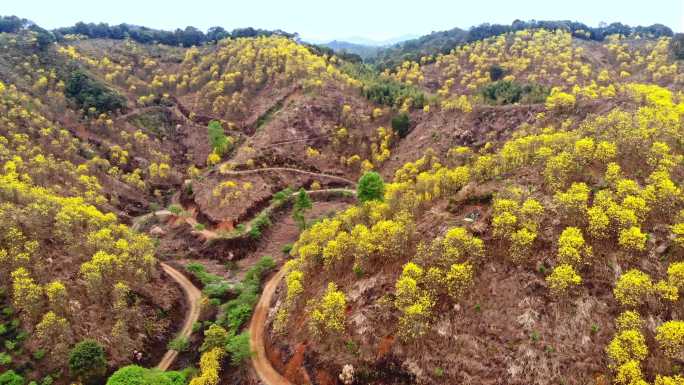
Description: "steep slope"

(262, 33), (684, 385)
(1, 17), (683, 385)
(0, 51), (181, 385)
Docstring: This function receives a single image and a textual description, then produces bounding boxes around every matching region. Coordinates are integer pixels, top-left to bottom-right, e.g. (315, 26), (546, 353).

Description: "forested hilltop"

(0, 13), (682, 385)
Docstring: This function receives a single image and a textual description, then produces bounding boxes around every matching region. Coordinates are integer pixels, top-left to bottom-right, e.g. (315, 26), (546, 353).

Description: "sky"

(1, 0), (682, 42)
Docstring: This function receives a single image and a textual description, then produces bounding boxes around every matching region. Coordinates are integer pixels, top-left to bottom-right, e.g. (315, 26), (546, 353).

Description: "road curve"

(249, 266), (294, 385)
(156, 262), (202, 371)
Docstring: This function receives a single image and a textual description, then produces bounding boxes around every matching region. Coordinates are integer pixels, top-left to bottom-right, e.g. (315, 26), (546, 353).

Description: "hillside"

(366, 20), (674, 70)
(0, 14), (682, 385)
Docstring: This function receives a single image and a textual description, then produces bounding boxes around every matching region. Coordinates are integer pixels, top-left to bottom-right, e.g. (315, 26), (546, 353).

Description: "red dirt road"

(249, 266), (294, 385)
(156, 262), (202, 371)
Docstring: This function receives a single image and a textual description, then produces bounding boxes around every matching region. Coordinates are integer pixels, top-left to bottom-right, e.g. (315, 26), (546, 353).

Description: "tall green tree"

(357, 172), (385, 203)
(207, 120), (231, 155)
(69, 340), (107, 385)
(293, 188), (312, 230)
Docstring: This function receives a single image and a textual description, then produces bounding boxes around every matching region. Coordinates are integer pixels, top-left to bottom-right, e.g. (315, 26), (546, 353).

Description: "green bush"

(69, 340), (107, 385)
(167, 204), (182, 215)
(226, 332), (252, 365)
(0, 370), (24, 385)
(357, 172), (385, 203)
(0, 352), (11, 366)
(167, 336), (189, 352)
(489, 65), (505, 81)
(673, 33), (684, 60)
(479, 80), (549, 105)
(106, 365), (188, 385)
(342, 63), (426, 108)
(218, 256), (274, 334)
(244, 257), (275, 284)
(202, 282), (235, 299)
(186, 263), (223, 286)
(33, 349), (45, 361)
(14, 332), (26, 343)
(64, 70), (126, 114)
(192, 322), (203, 333)
(271, 188), (293, 204)
(249, 213), (271, 240)
(391, 113), (411, 138)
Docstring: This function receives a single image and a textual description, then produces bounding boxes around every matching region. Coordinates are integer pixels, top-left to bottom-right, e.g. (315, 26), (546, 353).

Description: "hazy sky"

(1, 0), (682, 42)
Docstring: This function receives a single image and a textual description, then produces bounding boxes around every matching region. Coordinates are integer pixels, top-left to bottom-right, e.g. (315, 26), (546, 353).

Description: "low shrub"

(226, 332), (252, 365)
(106, 365), (188, 385)
(0, 352), (11, 366)
(186, 263), (223, 286)
(479, 80), (549, 105)
(69, 340), (107, 385)
(167, 336), (189, 352)
(64, 69), (126, 114)
(167, 204), (182, 215)
(271, 188), (294, 204)
(0, 370), (23, 385)
(391, 113), (411, 138)
(202, 282), (235, 299)
(218, 256), (274, 334)
(249, 213), (271, 240)
(489, 64), (505, 81)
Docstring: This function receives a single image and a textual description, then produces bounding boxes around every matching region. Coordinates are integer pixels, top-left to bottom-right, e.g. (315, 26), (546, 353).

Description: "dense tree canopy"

(53, 21), (296, 46)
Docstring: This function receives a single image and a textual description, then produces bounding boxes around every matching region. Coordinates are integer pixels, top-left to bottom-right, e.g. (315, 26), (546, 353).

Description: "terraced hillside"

(0, 15), (682, 385)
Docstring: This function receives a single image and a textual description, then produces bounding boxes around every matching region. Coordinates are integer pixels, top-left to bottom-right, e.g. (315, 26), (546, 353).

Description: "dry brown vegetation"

(0, 22), (683, 385)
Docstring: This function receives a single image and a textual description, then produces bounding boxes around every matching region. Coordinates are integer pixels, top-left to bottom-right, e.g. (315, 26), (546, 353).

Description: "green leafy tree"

(391, 113), (410, 138)
(292, 188), (312, 230)
(0, 371), (23, 385)
(69, 340), (107, 385)
(357, 172), (385, 203)
(200, 324), (229, 352)
(489, 64), (505, 81)
(207, 120), (231, 155)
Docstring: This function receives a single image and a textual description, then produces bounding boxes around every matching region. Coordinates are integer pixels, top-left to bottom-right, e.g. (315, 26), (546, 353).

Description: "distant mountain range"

(306, 34), (419, 47)
(304, 34), (419, 60)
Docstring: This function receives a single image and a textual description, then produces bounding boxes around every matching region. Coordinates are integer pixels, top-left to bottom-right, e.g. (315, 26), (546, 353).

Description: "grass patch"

(255, 100), (283, 129)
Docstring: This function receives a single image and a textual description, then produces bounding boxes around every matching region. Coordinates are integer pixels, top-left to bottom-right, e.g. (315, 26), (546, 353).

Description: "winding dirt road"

(249, 266), (294, 385)
(216, 167), (356, 187)
(156, 262), (202, 371)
